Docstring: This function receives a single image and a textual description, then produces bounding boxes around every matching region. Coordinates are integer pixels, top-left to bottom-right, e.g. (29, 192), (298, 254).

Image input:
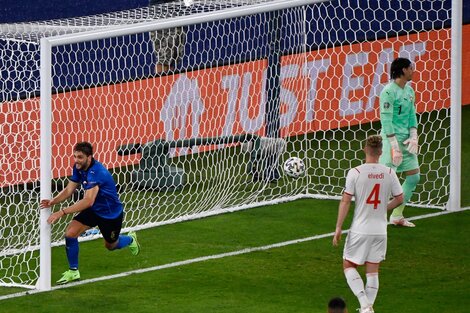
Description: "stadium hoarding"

(0, 26), (469, 187)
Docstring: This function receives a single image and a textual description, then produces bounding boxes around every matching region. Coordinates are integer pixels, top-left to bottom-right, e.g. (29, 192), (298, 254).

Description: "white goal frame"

(33, 0), (461, 291)
(38, 0), (335, 292)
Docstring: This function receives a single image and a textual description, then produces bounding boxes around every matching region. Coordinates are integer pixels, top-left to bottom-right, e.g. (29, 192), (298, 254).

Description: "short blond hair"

(365, 135), (382, 156)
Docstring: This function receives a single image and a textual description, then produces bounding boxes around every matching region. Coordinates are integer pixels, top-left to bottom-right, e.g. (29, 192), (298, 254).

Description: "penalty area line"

(0, 207), (468, 301)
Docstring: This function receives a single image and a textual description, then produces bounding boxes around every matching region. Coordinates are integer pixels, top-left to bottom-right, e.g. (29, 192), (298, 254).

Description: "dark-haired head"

(328, 297), (347, 313)
(390, 57), (412, 79)
(74, 142), (93, 157)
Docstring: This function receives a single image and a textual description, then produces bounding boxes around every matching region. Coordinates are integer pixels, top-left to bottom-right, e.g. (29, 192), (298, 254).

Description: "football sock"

(365, 272), (379, 306)
(65, 237), (79, 270)
(344, 267), (370, 308)
(114, 235), (132, 250)
(391, 172), (420, 217)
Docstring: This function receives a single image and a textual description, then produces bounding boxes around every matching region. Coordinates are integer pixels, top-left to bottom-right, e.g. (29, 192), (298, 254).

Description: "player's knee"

(64, 229), (80, 238)
(105, 241), (116, 251)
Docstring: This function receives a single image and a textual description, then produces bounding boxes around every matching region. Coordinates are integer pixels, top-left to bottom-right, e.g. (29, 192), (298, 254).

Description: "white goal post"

(0, 0), (462, 291)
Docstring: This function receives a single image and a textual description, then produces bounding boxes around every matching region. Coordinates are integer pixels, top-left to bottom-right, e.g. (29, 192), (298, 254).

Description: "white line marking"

(0, 207), (468, 301)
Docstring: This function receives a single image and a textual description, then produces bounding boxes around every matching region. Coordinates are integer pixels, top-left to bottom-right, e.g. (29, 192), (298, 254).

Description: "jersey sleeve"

(408, 88), (418, 130)
(344, 168), (358, 196)
(379, 88), (395, 135)
(390, 169), (403, 197)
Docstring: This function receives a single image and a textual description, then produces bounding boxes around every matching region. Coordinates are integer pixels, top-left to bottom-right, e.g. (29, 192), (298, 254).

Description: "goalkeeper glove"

(403, 128), (419, 155)
(389, 136), (403, 167)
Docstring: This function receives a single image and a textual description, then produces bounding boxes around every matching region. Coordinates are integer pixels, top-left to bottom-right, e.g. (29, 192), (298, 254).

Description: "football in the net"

(283, 157), (305, 178)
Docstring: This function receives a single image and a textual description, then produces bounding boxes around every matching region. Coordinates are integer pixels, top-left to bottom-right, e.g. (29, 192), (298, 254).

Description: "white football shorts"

(343, 231), (387, 265)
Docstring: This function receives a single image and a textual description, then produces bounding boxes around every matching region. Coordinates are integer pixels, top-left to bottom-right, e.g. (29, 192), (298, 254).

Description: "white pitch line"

(0, 207), (468, 301)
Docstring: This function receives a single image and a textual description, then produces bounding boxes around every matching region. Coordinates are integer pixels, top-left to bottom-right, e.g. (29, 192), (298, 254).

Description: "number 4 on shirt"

(366, 184), (381, 209)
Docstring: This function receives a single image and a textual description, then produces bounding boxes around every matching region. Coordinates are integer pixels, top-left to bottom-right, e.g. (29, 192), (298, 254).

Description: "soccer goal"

(0, 0), (462, 290)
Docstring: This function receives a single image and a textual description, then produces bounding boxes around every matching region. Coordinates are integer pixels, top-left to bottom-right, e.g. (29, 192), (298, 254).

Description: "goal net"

(0, 0), (455, 289)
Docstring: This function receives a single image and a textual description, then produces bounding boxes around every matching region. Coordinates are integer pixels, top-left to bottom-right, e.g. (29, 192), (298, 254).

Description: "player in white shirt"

(333, 135), (404, 313)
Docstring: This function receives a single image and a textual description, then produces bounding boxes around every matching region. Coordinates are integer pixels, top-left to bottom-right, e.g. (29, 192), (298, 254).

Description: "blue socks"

(65, 237), (79, 270)
(65, 235), (133, 269)
(114, 235), (133, 250)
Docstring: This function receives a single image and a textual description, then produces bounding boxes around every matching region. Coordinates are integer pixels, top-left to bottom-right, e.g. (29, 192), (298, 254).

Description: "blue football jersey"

(70, 159), (123, 219)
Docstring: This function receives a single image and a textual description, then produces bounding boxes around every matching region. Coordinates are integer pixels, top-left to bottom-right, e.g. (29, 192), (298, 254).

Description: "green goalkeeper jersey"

(379, 81), (418, 141)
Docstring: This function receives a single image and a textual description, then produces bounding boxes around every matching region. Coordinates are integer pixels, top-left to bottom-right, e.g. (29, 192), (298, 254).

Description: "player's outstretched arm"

(46, 185), (99, 224)
(40, 181), (80, 209)
(62, 185), (98, 215)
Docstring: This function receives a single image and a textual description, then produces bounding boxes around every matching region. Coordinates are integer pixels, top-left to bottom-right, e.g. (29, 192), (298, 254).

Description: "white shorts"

(343, 232), (387, 265)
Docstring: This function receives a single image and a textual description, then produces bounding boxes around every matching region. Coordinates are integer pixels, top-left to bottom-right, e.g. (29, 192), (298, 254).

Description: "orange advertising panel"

(281, 28), (452, 134)
(1, 26), (469, 187)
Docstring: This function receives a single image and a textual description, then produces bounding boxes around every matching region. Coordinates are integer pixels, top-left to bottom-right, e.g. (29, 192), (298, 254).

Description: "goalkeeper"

(379, 57), (420, 227)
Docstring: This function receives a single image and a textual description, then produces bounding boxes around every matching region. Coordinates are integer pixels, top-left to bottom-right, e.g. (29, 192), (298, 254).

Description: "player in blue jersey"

(40, 142), (140, 285)
(379, 57), (420, 227)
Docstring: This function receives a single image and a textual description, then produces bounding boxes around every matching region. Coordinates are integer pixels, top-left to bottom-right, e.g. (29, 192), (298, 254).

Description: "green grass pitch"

(0, 105), (468, 312)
